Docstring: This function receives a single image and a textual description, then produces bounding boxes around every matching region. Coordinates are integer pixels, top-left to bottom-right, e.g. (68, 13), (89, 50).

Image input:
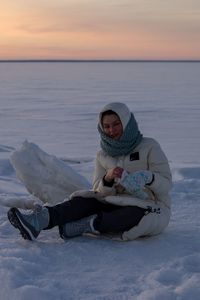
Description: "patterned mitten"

(120, 170), (153, 199)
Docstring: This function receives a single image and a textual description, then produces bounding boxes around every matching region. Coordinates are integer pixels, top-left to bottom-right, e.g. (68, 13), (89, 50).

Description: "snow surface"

(0, 62), (200, 300)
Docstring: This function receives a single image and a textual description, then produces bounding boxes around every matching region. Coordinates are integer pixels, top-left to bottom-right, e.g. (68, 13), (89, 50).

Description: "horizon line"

(0, 59), (200, 63)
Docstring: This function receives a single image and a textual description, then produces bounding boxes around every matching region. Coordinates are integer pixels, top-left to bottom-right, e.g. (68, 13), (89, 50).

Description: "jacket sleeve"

(92, 152), (116, 196)
(146, 142), (172, 196)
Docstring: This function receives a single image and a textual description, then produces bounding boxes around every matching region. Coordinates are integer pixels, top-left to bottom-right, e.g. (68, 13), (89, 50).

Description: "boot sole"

(7, 208), (35, 241)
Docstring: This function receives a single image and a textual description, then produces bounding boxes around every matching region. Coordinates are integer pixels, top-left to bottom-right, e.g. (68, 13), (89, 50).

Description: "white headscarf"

(99, 102), (131, 131)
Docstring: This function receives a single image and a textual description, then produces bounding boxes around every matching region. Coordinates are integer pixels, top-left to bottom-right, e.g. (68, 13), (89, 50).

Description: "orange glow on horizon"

(0, 1), (200, 60)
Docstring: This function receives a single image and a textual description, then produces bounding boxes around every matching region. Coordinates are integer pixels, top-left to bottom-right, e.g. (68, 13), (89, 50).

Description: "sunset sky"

(0, 0), (200, 60)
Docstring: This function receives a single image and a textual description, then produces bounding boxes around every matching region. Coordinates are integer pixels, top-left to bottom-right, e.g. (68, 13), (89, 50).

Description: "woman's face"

(102, 114), (123, 140)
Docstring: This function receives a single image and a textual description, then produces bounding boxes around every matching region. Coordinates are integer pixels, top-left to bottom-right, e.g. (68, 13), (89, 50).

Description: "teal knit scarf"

(98, 113), (143, 157)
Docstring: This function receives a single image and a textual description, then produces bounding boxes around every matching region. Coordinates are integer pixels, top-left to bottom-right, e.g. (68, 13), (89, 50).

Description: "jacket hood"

(99, 102), (131, 130)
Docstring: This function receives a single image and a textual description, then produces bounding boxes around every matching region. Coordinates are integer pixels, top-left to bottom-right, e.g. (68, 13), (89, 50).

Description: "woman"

(7, 102), (172, 241)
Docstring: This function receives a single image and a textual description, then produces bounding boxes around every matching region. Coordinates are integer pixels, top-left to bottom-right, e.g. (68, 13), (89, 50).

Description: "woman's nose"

(109, 126), (114, 134)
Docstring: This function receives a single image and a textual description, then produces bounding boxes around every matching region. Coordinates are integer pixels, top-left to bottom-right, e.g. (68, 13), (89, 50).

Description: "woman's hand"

(104, 167), (124, 182)
(119, 170), (154, 194)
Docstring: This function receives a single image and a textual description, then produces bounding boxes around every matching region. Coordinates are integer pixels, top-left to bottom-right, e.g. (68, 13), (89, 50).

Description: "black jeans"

(46, 196), (145, 233)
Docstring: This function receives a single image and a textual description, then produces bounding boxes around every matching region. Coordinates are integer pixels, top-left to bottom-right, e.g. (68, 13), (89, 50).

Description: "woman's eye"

(103, 122), (121, 130)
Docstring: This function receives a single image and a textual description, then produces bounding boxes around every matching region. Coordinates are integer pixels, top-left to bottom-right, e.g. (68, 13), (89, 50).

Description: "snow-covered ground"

(0, 62), (200, 299)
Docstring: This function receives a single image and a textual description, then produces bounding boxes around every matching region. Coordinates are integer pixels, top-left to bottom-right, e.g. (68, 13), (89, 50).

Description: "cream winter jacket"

(92, 137), (172, 240)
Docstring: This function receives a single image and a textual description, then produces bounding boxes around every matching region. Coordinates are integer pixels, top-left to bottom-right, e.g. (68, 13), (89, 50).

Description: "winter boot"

(59, 214), (99, 239)
(7, 205), (49, 241)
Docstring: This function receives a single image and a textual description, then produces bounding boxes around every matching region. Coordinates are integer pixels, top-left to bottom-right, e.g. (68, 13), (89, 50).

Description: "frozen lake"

(0, 62), (199, 165)
(0, 62), (200, 300)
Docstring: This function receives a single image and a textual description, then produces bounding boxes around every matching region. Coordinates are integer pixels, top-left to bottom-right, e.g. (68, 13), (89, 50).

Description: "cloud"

(14, 3), (117, 35)
(2, 1), (198, 34)
(13, 0), (200, 40)
(1, 0), (200, 59)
